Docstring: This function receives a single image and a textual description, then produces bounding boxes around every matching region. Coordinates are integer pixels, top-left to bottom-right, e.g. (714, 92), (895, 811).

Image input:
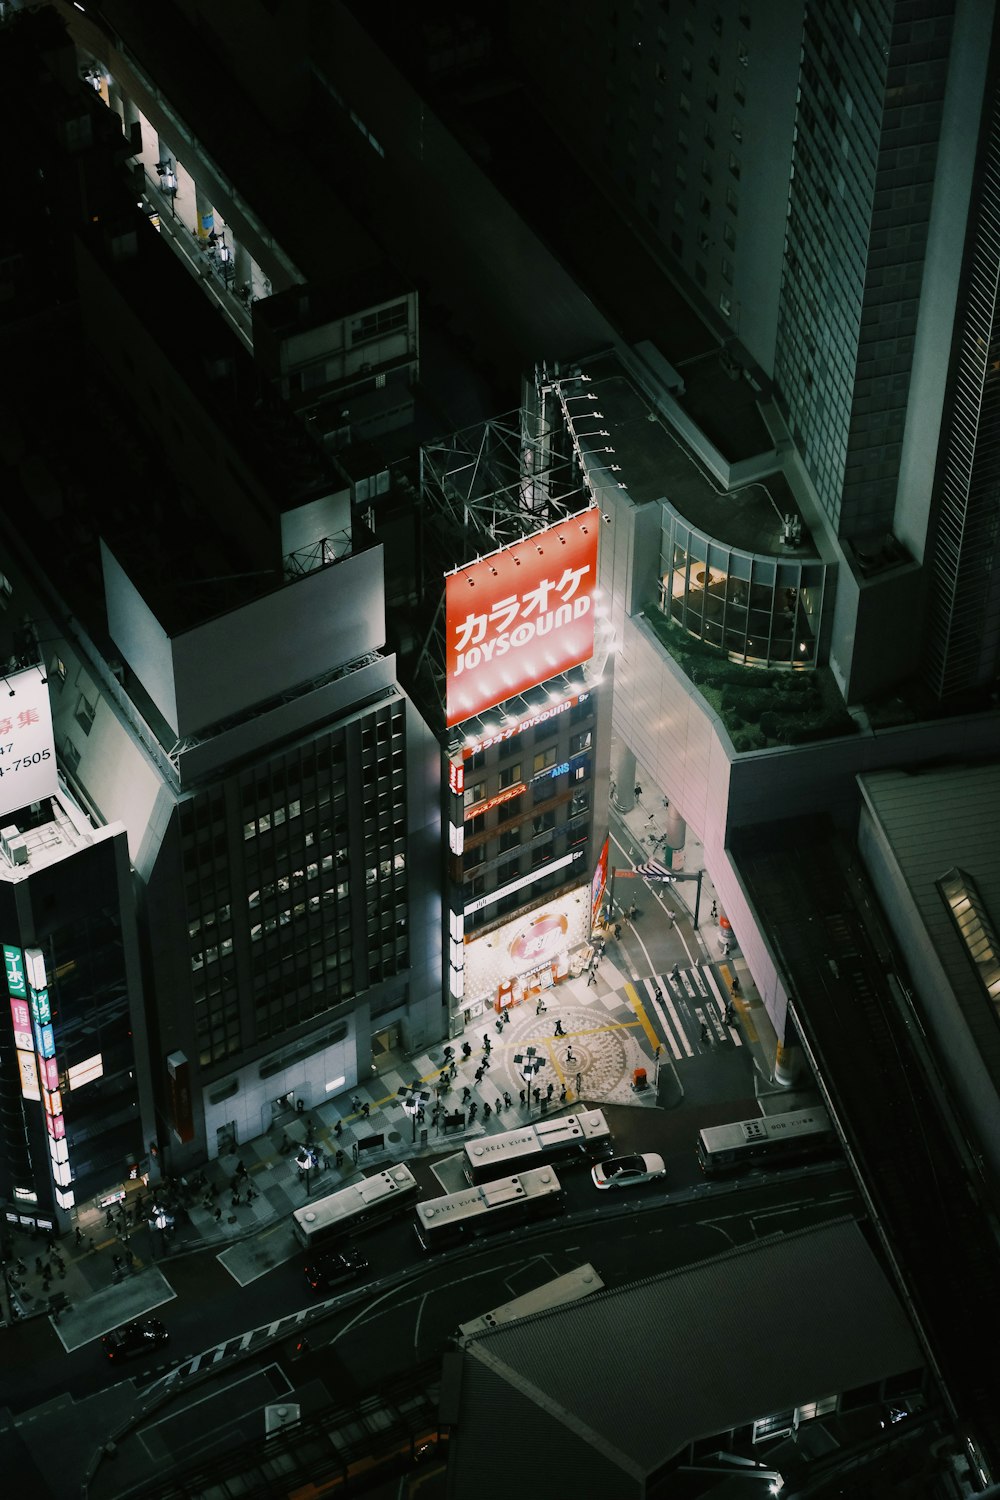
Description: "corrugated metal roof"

(457, 1218), (920, 1479)
(859, 762), (1000, 1083)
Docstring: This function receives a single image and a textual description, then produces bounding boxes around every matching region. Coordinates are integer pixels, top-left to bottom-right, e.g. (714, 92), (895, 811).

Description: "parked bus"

(696, 1106), (837, 1177)
(292, 1163), (419, 1250)
(414, 1166), (564, 1253)
(463, 1109), (613, 1185)
(457, 1263), (604, 1340)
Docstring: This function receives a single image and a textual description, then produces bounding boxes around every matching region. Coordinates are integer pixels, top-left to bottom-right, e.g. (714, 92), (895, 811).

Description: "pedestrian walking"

(482, 1055), (491, 1072)
(565, 1046), (576, 1063)
(614, 922), (622, 940)
(468, 1101), (478, 1121)
(462, 1086), (472, 1103)
(554, 1018), (565, 1037)
(105, 1209), (114, 1228)
(653, 985), (663, 1003)
(546, 1082), (554, 1100)
(628, 901), (637, 920)
(214, 1207), (223, 1223)
(670, 962), (680, 980)
(587, 966), (597, 987)
(519, 1089), (526, 1105)
(450, 1060), (458, 1079)
(74, 1226), (84, 1247)
(536, 999), (547, 1015)
(235, 1159), (246, 1179)
(495, 1018), (503, 1034)
(231, 1191), (240, 1208)
(731, 975), (741, 995)
(560, 1086), (567, 1103)
(502, 1008), (510, 1026)
(634, 783), (642, 801)
(483, 1102), (491, 1119)
(710, 899), (718, 920)
(700, 1022), (710, 1043)
(575, 1072), (582, 1093)
(483, 1033), (490, 1051)
(503, 1091), (512, 1108)
(361, 1101), (370, 1117)
(667, 909), (677, 926)
(474, 1065), (483, 1083)
(113, 1254), (122, 1271)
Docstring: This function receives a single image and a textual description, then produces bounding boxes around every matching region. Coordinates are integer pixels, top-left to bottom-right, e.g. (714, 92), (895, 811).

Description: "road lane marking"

(624, 982), (661, 1054)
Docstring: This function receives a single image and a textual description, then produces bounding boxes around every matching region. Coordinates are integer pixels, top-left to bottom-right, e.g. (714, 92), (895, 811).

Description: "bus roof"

(458, 1263), (604, 1339)
(415, 1167), (561, 1227)
(293, 1163), (417, 1231)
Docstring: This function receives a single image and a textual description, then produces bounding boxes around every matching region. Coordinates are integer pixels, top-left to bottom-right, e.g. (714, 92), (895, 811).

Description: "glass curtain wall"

(661, 508), (827, 667)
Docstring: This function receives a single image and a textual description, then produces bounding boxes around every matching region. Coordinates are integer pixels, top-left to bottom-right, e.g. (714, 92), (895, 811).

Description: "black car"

(303, 1246), (369, 1293)
(101, 1317), (169, 1362)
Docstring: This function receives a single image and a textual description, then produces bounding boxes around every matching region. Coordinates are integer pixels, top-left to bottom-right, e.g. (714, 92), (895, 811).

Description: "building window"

(533, 746), (557, 775)
(349, 302), (407, 346)
(499, 762), (521, 789)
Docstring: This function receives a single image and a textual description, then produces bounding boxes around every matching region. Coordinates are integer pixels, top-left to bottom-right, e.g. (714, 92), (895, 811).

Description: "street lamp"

(514, 1046), (546, 1119)
(295, 1144), (321, 1195)
(397, 1084), (430, 1143)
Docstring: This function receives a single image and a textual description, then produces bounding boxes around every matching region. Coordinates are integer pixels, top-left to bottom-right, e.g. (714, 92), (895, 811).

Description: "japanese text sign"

(445, 512), (599, 728)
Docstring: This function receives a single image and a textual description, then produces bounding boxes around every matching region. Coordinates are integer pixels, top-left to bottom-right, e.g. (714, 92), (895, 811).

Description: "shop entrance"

(215, 1120), (237, 1158)
(371, 1025), (402, 1075)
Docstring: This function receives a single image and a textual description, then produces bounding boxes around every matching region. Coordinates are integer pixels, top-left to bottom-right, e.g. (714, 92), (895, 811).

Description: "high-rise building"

(507, 0), (1000, 704)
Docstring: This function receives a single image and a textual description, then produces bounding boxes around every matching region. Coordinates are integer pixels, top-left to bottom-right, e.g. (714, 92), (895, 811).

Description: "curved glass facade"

(660, 505), (828, 667)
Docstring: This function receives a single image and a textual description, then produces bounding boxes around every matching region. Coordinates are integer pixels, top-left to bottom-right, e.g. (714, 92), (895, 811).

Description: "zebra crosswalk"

(638, 966), (742, 1057)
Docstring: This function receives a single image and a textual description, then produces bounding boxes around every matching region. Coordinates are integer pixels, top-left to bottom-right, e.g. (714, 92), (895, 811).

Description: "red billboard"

(445, 511), (599, 728)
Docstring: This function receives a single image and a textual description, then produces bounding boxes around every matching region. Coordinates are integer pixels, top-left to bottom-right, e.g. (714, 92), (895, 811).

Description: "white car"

(591, 1152), (666, 1190)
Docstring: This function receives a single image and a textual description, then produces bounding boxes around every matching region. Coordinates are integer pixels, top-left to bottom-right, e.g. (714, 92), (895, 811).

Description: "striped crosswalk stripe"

(641, 978), (681, 1059)
(657, 975), (694, 1057)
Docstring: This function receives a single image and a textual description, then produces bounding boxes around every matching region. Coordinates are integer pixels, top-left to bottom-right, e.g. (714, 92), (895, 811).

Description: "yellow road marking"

(625, 982), (662, 1053)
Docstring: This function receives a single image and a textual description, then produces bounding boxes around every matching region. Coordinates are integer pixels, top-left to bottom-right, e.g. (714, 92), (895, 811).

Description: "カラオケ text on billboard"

(445, 512), (599, 729)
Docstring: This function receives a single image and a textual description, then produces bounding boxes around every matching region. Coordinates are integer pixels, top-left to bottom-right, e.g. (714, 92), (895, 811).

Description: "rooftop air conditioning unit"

(1, 825), (27, 865)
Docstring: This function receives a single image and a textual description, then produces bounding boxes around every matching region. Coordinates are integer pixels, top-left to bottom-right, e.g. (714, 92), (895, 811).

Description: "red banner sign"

(463, 782), (526, 821)
(445, 512), (599, 728)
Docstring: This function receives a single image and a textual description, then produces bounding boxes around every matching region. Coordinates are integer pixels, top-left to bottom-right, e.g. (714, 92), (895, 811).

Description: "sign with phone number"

(0, 667), (59, 820)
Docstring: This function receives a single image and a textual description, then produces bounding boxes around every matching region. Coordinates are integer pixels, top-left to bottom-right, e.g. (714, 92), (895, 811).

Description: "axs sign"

(445, 511), (600, 728)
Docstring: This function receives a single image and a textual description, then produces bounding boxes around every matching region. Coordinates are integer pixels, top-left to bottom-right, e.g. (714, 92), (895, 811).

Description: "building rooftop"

(0, 793), (109, 883)
(450, 1217), (921, 1496)
(574, 350), (814, 557)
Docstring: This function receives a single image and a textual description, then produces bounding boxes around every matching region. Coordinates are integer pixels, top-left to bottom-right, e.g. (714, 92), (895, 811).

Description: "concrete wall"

(104, 540), (387, 738)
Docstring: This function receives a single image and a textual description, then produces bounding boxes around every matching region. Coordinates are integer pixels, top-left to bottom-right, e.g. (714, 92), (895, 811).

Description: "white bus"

(457, 1263), (604, 1339)
(463, 1109), (613, 1185)
(292, 1163), (419, 1249)
(696, 1107), (837, 1177)
(414, 1166), (565, 1253)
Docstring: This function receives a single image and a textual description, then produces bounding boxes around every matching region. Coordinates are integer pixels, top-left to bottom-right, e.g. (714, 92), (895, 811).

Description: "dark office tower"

(775, 5), (954, 539)
(923, 50), (1000, 697)
(506, 0), (1000, 702)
